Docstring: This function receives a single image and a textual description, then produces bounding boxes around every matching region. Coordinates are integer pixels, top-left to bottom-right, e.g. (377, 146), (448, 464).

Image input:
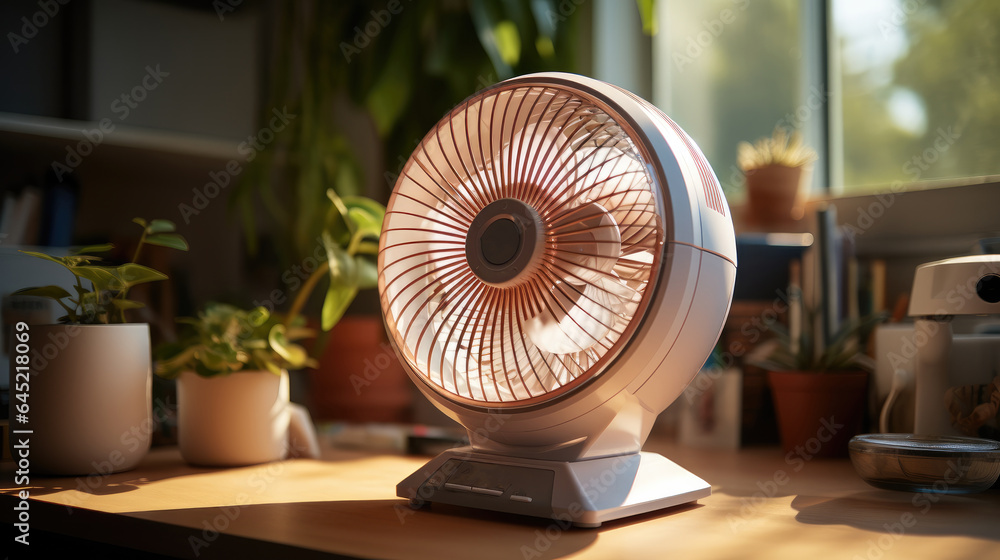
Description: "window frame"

(590, 0), (999, 261)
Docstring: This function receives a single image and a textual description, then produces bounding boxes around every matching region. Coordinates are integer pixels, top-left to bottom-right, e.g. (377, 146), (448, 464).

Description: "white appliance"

(908, 255), (1000, 435)
(377, 73), (737, 527)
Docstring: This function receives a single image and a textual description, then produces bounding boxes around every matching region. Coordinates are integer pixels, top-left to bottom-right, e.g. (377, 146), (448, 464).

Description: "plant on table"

(749, 307), (888, 457)
(155, 188), (383, 378)
(283, 188), (385, 333)
(154, 302), (317, 467)
(154, 302), (316, 378)
(15, 218), (189, 324)
(11, 218), (188, 475)
(737, 126), (818, 173)
(737, 127), (818, 225)
(747, 308), (887, 373)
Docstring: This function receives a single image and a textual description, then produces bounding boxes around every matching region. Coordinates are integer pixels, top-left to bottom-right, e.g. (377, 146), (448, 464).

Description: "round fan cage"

(378, 80), (668, 410)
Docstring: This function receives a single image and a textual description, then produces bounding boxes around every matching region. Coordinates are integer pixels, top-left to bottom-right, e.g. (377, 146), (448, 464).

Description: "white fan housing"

(378, 72), (736, 526)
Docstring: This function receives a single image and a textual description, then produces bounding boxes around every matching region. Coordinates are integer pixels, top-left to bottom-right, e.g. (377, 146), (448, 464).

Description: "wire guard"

(378, 84), (665, 407)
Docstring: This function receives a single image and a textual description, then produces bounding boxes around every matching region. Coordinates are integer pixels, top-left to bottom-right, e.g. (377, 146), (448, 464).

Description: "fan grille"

(378, 83), (666, 407)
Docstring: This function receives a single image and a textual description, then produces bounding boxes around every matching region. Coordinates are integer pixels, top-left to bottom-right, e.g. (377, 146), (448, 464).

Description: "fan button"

(444, 482), (473, 492)
(509, 495), (533, 503)
(471, 486), (504, 496)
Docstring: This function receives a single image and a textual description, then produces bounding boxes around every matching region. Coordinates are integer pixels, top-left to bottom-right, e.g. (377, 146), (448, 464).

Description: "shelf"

(0, 111), (241, 169)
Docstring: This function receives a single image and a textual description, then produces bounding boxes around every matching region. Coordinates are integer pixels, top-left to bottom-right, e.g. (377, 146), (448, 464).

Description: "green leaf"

(469, 0), (515, 79)
(132, 217), (148, 228)
(13, 285), (72, 300)
(636, 0), (657, 35)
(115, 263), (169, 288)
(355, 240), (380, 256)
(323, 189), (352, 247)
(63, 255), (103, 266)
(144, 233), (190, 251)
(111, 299), (146, 311)
(322, 283), (357, 331)
(198, 346), (242, 373)
(363, 18), (416, 136)
(535, 36), (555, 58)
(268, 324), (310, 367)
(154, 345), (200, 378)
(19, 250), (72, 268)
(332, 153), (362, 198)
(71, 244), (114, 255)
(243, 339), (270, 350)
(247, 306), (270, 327)
(344, 196), (385, 241)
(284, 326), (316, 341)
(256, 349), (284, 375)
(355, 255), (378, 290)
(343, 196), (387, 222)
(493, 20), (521, 66)
(72, 266), (121, 292)
(146, 219), (177, 234)
(323, 233), (357, 285)
(348, 210), (380, 242)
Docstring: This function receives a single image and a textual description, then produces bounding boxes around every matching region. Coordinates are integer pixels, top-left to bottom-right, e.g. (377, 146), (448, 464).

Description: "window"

(654, 0), (804, 203)
(832, 0), (1000, 192)
(641, 0), (1000, 197)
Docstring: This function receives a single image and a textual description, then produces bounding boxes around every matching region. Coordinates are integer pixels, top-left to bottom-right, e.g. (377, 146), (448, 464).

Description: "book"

(2, 186), (43, 246)
(40, 172), (79, 247)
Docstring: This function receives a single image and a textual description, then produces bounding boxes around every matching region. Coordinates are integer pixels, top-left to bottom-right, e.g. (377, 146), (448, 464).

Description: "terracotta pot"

(10, 324), (152, 476)
(177, 369), (290, 466)
(744, 164), (810, 227)
(309, 315), (412, 423)
(768, 370), (868, 458)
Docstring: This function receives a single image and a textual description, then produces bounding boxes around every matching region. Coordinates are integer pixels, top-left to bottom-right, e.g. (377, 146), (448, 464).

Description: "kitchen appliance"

(851, 254), (1000, 493)
(908, 255), (1000, 436)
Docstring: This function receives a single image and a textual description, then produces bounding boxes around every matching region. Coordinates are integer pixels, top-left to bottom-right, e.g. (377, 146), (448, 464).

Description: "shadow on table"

(791, 489), (1000, 540)
(2, 452), (221, 499)
(124, 498), (701, 559)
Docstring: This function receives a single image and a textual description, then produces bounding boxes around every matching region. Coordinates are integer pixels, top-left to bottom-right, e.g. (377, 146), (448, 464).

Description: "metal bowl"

(849, 433), (1000, 494)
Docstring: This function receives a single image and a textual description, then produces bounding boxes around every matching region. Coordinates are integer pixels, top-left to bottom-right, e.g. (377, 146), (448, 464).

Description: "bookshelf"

(0, 112), (240, 165)
(0, 110), (255, 352)
(0, 111), (242, 199)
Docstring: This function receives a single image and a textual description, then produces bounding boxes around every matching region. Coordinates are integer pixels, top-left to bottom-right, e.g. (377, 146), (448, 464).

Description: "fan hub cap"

(465, 198), (542, 286)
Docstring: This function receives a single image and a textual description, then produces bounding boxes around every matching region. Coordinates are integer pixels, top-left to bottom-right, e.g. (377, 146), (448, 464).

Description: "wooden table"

(3, 432), (999, 559)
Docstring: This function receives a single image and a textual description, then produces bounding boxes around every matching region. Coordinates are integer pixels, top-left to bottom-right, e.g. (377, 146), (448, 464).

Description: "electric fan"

(378, 72), (737, 527)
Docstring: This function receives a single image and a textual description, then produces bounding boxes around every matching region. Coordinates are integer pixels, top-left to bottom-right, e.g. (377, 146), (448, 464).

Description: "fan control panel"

(417, 459), (555, 516)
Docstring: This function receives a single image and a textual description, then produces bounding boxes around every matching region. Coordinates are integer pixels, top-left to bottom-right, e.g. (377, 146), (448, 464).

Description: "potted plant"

(282, 188), (384, 334)
(155, 302), (316, 467)
(738, 127), (817, 228)
(12, 218), (188, 475)
(279, 189), (412, 423)
(153, 188), (386, 466)
(748, 309), (887, 457)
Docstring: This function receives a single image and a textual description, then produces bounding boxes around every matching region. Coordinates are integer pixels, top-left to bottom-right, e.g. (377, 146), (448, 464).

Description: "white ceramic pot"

(177, 369), (290, 467)
(11, 323), (152, 476)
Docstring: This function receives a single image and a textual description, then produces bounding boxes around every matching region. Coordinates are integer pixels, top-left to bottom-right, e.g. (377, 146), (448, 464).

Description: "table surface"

(3, 430), (999, 560)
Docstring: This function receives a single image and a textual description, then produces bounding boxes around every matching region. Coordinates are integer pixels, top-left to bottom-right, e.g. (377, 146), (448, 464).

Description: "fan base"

(397, 446), (710, 527)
